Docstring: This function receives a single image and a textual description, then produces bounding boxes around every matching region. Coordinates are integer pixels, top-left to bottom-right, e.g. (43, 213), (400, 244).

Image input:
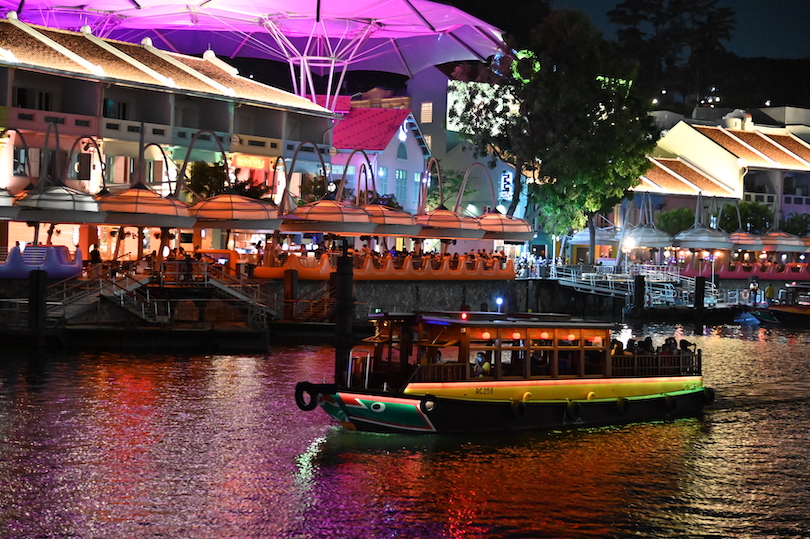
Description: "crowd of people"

(610, 336), (696, 356)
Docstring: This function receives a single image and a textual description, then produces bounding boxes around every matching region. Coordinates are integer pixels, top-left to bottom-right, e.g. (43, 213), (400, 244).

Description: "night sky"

(553, 0), (810, 59)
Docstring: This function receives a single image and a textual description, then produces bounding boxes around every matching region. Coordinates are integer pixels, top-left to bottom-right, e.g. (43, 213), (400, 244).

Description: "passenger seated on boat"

(659, 337), (677, 355)
(679, 340), (696, 354)
(472, 352), (490, 377)
(558, 352), (572, 375)
(640, 337), (656, 354)
(531, 350), (549, 375)
(626, 339), (639, 355)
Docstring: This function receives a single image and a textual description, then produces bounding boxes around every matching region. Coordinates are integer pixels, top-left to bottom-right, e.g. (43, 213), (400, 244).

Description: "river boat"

(295, 311), (715, 434)
(753, 283), (810, 325)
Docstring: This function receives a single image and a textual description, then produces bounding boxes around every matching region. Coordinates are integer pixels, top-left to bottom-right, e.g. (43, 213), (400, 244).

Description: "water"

(2, 323), (810, 538)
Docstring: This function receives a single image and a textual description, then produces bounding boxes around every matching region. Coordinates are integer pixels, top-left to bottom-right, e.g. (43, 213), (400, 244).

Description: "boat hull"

(296, 382), (714, 435)
(755, 306), (810, 325)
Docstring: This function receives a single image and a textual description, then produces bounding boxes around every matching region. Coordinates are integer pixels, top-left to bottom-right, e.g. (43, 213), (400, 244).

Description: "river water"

(1, 321), (810, 539)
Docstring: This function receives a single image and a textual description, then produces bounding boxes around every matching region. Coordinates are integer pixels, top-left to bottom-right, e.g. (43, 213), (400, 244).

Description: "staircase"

(202, 264), (279, 319)
(292, 282), (337, 322)
(46, 273), (162, 325)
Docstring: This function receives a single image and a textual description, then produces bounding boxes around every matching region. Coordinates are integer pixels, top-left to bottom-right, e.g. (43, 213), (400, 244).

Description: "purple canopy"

(1, 0), (504, 109)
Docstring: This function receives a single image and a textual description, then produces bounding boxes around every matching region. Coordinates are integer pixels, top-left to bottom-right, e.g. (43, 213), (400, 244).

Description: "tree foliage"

(524, 11), (658, 243)
(449, 10), (657, 246)
(718, 201), (773, 234)
(426, 168), (478, 211)
(655, 206), (695, 236)
(608, 0), (736, 112)
(185, 161), (271, 200)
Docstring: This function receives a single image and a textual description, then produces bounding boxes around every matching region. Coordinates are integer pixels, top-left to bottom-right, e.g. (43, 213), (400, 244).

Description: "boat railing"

(610, 351), (701, 377)
(403, 351), (701, 384)
(410, 363), (468, 382)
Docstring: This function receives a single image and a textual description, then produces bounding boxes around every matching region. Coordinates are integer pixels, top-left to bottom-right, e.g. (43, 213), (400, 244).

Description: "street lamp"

(496, 297), (503, 313)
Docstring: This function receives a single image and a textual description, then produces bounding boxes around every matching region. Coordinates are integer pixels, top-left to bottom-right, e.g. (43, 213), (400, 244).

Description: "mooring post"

(334, 241), (355, 386)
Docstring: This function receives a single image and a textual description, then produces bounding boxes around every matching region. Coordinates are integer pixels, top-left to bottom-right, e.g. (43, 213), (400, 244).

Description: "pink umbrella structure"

(414, 206), (484, 240)
(1, 0), (504, 109)
(281, 199), (377, 235)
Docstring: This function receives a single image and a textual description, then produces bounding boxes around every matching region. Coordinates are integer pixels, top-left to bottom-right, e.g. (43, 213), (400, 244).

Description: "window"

(395, 169), (407, 201)
(420, 102), (433, 123)
(103, 99), (127, 120)
(397, 142), (408, 160)
(423, 134), (432, 151)
(13, 88), (52, 111)
(13, 147), (27, 176)
(378, 166), (388, 194)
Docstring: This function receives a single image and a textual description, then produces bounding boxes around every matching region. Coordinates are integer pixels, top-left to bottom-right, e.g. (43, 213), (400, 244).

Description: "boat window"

(528, 328), (553, 347)
(556, 329), (580, 347)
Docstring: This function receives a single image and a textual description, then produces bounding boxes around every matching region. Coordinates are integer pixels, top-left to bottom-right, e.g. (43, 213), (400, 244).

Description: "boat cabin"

(776, 283), (810, 307)
(354, 311), (702, 391)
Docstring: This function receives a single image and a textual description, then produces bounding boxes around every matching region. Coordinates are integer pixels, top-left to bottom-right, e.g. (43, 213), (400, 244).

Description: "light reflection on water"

(1, 325), (810, 538)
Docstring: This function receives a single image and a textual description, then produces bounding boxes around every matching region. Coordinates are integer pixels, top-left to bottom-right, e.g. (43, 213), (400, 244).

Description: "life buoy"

(566, 401), (582, 421)
(617, 397), (631, 415)
(419, 395), (438, 414)
(703, 387), (716, 404)
(740, 289), (750, 301)
(295, 382), (320, 411)
(511, 401), (527, 419)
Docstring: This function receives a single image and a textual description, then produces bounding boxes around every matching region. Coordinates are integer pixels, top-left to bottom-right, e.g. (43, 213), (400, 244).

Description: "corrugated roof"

(37, 27), (165, 86)
(730, 130), (810, 169)
(761, 133), (810, 165)
(634, 157), (733, 197)
(0, 21), (92, 75)
(691, 125), (774, 167)
(0, 19), (333, 116)
(333, 108), (411, 151)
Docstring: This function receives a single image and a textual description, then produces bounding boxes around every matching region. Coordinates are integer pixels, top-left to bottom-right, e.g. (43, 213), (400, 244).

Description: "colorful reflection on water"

(1, 324), (810, 538)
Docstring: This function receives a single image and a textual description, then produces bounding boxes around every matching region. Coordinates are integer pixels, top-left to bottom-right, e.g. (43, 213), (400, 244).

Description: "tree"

(523, 10), (658, 262)
(609, 0), (736, 112)
(448, 69), (537, 217)
(718, 201), (773, 234)
(782, 213), (810, 237)
(185, 161), (271, 200)
(425, 168), (477, 211)
(186, 161), (228, 199)
(656, 206), (695, 236)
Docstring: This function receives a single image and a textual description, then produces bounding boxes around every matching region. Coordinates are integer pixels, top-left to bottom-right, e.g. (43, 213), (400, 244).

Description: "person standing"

(764, 284), (775, 306)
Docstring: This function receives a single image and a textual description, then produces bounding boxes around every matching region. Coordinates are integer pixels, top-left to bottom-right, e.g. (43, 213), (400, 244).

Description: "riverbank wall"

(0, 276), (741, 352)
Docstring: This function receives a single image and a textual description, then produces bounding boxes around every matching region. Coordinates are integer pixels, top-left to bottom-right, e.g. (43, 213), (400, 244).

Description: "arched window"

(397, 142), (407, 160)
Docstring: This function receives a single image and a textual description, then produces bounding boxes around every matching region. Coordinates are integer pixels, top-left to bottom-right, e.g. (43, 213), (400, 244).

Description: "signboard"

(500, 171), (514, 200)
(233, 154), (269, 170)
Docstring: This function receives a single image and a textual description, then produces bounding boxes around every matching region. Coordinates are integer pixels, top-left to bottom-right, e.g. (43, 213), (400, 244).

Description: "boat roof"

(369, 311), (617, 330)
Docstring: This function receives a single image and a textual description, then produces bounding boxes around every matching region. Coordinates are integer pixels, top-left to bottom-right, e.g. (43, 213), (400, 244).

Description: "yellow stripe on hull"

(403, 376), (703, 402)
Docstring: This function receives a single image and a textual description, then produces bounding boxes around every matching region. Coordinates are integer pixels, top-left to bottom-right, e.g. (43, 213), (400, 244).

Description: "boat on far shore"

(295, 311), (715, 435)
(751, 283), (810, 325)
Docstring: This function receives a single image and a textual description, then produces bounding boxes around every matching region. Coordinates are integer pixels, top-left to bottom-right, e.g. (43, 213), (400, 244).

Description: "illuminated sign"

(233, 154), (269, 170)
(500, 171), (514, 200)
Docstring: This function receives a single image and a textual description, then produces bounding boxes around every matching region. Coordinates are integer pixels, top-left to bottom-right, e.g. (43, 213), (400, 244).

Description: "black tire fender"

(566, 400), (582, 421)
(295, 382), (320, 411)
(617, 397), (631, 415)
(511, 401), (527, 419)
(419, 395), (438, 414)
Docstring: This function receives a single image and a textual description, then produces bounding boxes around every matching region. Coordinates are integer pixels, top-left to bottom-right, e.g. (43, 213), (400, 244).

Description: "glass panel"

(556, 328), (580, 347)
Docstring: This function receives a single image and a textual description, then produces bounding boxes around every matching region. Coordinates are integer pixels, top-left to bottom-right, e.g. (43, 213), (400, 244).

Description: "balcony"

(10, 107), (96, 137)
(172, 127), (229, 153)
(101, 119), (173, 146)
(229, 134), (283, 157)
